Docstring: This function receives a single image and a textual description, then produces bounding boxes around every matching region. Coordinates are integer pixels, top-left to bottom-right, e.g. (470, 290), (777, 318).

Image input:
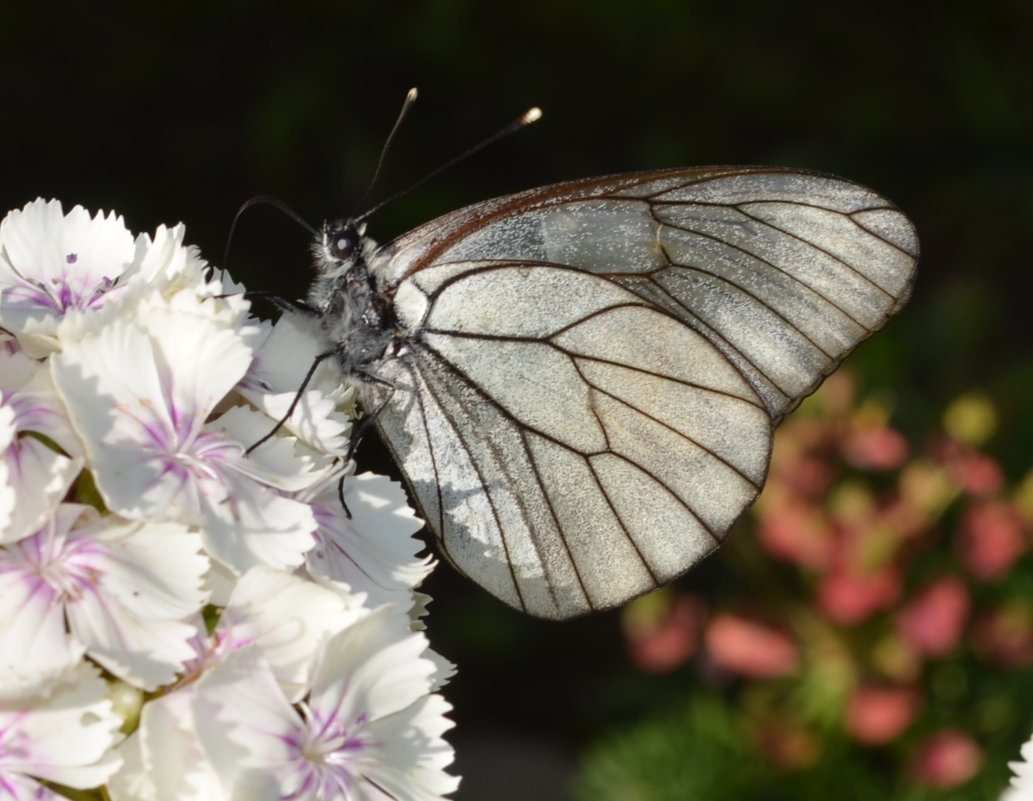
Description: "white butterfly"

(305, 165), (918, 620)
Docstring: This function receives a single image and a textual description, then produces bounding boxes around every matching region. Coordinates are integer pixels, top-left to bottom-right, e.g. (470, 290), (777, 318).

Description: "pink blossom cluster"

(621, 371), (1032, 790)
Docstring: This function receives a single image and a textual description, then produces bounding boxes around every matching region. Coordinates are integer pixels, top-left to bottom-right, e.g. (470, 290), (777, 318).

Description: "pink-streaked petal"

(221, 567), (360, 702)
(137, 300), (254, 417)
(50, 312), (252, 524)
(1, 437), (82, 544)
(310, 607), (437, 726)
(0, 553), (84, 701)
(307, 473), (433, 611)
(198, 474), (316, 574)
(0, 200), (135, 348)
(0, 200), (133, 293)
(62, 519), (207, 690)
(365, 693), (459, 801)
(87, 519), (208, 619)
(192, 648), (298, 798)
(0, 405), (16, 536)
(0, 663), (123, 788)
(68, 588), (199, 691)
(7, 352), (84, 457)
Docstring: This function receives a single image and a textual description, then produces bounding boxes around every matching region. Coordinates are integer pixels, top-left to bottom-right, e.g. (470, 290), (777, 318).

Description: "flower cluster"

(0, 199), (457, 800)
(619, 370), (1033, 794)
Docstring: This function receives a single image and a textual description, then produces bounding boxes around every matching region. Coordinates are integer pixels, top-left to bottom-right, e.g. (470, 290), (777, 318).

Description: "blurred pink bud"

(957, 502), (1028, 582)
(624, 594), (706, 674)
(908, 729), (982, 788)
(704, 613), (799, 679)
(846, 684), (920, 745)
(757, 498), (835, 569)
(936, 438), (1004, 497)
(781, 453), (837, 497)
(756, 720), (820, 768)
(973, 603), (1033, 669)
(843, 426), (909, 471)
(896, 576), (969, 657)
(817, 566), (902, 625)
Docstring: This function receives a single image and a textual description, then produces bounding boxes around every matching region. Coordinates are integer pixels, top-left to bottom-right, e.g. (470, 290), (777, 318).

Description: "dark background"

(4, 2), (1030, 798)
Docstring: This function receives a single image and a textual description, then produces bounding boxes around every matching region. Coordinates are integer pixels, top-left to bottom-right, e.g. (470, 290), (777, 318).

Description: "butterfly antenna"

(222, 195), (318, 271)
(355, 106), (543, 224)
(352, 87), (420, 214)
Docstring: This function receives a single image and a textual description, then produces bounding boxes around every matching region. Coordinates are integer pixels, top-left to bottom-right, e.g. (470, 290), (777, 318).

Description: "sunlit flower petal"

(194, 608), (457, 801)
(0, 504), (207, 694)
(305, 472), (434, 612)
(0, 662), (122, 793)
(50, 297), (318, 574)
(0, 199), (136, 354)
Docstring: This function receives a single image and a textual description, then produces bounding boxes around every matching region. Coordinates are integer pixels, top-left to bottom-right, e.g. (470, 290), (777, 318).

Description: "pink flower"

(896, 576), (970, 657)
(957, 502), (1028, 582)
(704, 613), (799, 679)
(843, 425), (909, 471)
(846, 684), (920, 745)
(624, 594), (705, 674)
(936, 438), (1004, 497)
(756, 497), (835, 569)
(817, 565), (902, 625)
(908, 729), (982, 788)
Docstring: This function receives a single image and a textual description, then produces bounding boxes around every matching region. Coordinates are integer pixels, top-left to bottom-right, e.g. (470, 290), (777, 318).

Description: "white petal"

(307, 472), (433, 610)
(0, 662), (123, 789)
(0, 549), (85, 701)
(1, 437), (81, 544)
(65, 518), (207, 690)
(311, 606), (437, 724)
(211, 405), (332, 491)
(193, 648), (298, 800)
(221, 567), (361, 702)
(199, 471), (316, 574)
(50, 310), (253, 523)
(366, 693), (459, 801)
(0, 199), (135, 348)
(109, 690), (227, 801)
(238, 313), (352, 455)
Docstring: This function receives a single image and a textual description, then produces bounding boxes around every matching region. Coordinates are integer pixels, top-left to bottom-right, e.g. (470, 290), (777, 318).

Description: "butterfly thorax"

(309, 219), (396, 377)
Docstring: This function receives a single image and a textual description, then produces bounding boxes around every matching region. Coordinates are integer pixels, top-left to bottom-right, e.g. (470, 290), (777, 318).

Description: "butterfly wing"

(367, 167), (918, 619)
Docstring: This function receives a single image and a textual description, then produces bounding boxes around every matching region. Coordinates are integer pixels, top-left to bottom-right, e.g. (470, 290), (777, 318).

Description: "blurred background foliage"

(2, 1), (1031, 798)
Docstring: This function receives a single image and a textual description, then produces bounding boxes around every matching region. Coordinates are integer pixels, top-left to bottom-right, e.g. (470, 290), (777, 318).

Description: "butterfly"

(303, 164), (918, 620)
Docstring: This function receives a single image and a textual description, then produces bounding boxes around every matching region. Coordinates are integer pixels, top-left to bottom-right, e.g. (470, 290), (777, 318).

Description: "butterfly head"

(314, 219), (370, 274)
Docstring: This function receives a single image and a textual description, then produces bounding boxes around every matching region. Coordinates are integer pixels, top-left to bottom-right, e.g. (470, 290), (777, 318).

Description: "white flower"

(0, 200), (249, 357)
(0, 199), (137, 354)
(50, 293), (322, 575)
(194, 606), (458, 801)
(0, 336), (83, 544)
(0, 504), (207, 699)
(306, 472), (435, 612)
(0, 198), (455, 801)
(0, 662), (123, 796)
(1004, 733), (1033, 800)
(111, 569), (367, 801)
(210, 567), (363, 701)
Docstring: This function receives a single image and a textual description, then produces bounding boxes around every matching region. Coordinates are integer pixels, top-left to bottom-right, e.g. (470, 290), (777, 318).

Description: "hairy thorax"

(308, 220), (397, 379)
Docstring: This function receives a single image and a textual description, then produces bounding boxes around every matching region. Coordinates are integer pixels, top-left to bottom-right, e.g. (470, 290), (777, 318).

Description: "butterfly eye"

(323, 223), (362, 264)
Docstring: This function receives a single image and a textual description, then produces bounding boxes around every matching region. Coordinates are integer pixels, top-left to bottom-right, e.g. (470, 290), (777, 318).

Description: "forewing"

(369, 263), (771, 619)
(382, 167), (918, 420)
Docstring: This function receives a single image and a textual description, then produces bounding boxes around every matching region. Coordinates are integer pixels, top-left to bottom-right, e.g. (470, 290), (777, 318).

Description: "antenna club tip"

(524, 107), (543, 124)
(406, 87), (419, 100)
